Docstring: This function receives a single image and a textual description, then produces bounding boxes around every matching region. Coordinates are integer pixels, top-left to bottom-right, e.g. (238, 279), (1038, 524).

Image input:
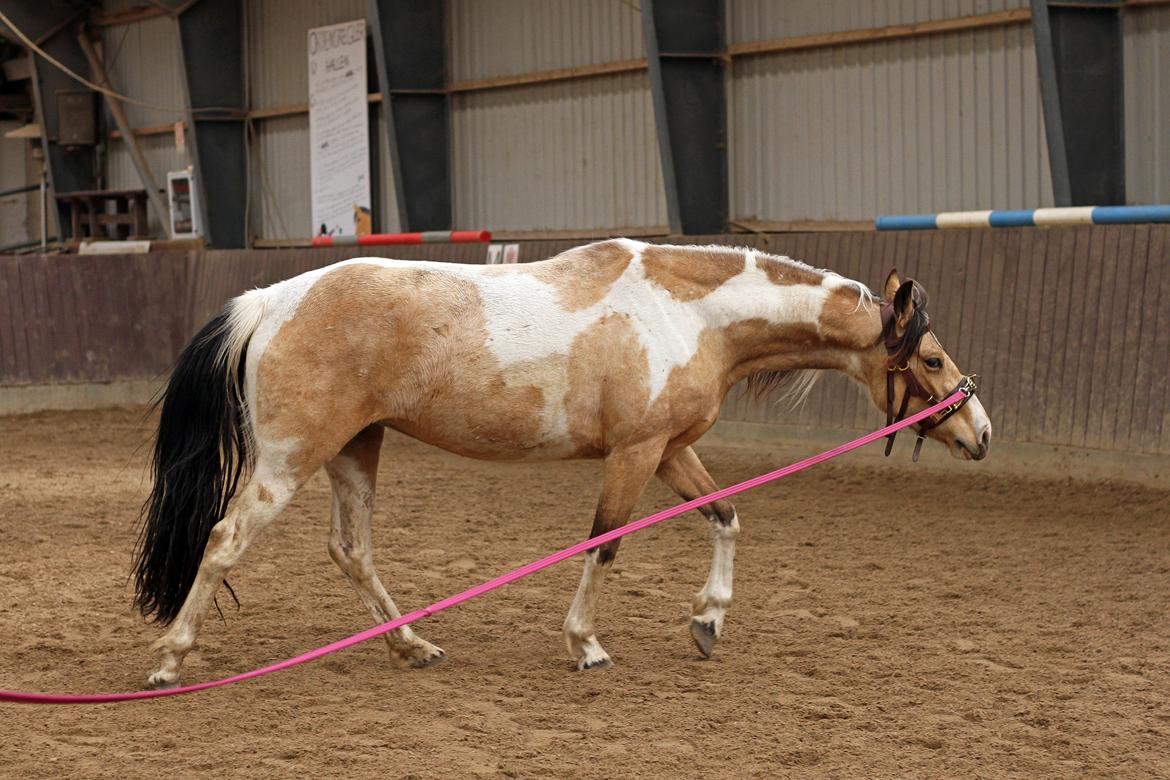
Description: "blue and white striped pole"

(875, 204), (1170, 230)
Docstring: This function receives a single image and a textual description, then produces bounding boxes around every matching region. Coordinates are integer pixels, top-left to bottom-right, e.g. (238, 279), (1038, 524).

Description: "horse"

(133, 238), (991, 687)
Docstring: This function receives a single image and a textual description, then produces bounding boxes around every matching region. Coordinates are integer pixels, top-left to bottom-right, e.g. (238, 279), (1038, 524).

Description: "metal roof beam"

(368, 0), (451, 232)
(642, 0), (728, 235)
(1031, 0), (1125, 205)
(177, 0), (247, 248)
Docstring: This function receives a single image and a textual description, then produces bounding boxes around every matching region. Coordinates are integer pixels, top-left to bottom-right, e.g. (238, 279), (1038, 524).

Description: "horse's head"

(855, 269), (992, 461)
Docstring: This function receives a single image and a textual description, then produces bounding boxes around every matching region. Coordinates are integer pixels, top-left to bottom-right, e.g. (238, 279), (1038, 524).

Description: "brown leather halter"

(879, 303), (978, 462)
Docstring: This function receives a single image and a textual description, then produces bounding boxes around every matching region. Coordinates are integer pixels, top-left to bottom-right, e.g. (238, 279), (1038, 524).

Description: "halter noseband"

(878, 303), (978, 462)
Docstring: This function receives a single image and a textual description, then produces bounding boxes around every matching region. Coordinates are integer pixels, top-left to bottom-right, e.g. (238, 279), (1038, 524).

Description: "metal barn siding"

(372, 105), (404, 237)
(729, 0), (1030, 42)
(246, 0), (400, 239)
(247, 0), (369, 110)
(100, 11), (191, 237)
(448, 0), (645, 82)
(449, 0), (665, 231)
(249, 114), (308, 240)
(451, 75), (667, 231)
(1124, 5), (1170, 205)
(729, 0), (1053, 223)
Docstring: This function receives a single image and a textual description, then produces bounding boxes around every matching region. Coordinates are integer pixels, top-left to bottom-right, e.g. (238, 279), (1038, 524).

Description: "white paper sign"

(308, 20), (371, 238)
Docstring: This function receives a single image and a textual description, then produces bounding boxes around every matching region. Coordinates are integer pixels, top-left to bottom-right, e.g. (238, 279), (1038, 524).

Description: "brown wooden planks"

(1145, 228), (1170, 453)
(1111, 226), (1150, 451)
(1001, 228), (1035, 443)
(1021, 229), (1055, 443)
(1087, 228), (1128, 449)
(0, 257), (28, 383)
(985, 229), (1018, 440)
(1040, 228), (1082, 444)
(17, 257), (50, 384)
(1066, 227), (1107, 448)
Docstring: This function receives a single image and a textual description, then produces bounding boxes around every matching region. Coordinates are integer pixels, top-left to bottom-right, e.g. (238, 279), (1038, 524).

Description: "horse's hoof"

(146, 671), (180, 690)
(690, 618), (718, 658)
(577, 655), (613, 671)
(410, 646), (446, 669)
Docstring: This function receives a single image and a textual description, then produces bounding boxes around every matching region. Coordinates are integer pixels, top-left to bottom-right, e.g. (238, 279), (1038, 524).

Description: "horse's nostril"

(978, 427), (991, 455)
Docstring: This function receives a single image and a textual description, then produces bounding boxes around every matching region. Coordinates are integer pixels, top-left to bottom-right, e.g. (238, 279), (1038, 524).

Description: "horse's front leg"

(563, 439), (665, 671)
(656, 446), (739, 658)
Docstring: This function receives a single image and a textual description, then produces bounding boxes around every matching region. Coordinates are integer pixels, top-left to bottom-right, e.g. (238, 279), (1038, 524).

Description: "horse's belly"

(385, 377), (587, 462)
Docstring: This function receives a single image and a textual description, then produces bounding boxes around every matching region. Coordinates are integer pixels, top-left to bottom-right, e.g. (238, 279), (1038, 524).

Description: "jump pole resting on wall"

(311, 230), (492, 247)
(0, 391), (968, 705)
(875, 204), (1170, 230)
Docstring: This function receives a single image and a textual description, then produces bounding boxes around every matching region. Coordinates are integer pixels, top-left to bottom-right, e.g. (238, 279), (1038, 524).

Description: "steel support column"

(177, 0), (247, 248)
(1030, 0), (1124, 206)
(1, 1), (97, 239)
(642, 0), (727, 235)
(368, 0), (450, 231)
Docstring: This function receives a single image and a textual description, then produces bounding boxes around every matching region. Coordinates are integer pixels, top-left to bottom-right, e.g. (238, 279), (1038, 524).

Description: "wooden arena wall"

(1, 225), (1167, 457)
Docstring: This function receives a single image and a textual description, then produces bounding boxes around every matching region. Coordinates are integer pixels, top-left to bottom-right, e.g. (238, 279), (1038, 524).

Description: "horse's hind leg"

(656, 446), (739, 658)
(325, 425), (445, 668)
(147, 461), (297, 688)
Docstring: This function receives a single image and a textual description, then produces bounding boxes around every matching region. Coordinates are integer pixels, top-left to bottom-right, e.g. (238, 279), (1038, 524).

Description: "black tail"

(133, 309), (255, 624)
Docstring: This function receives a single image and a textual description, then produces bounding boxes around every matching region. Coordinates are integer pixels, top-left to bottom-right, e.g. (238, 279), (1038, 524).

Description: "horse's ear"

(893, 279), (917, 332)
(884, 268), (902, 301)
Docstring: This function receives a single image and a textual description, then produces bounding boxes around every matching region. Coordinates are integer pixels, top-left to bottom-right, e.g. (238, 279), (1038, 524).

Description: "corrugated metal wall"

(451, 74), (667, 232)
(729, 0), (1053, 223)
(99, 9), (190, 237)
(448, 0), (667, 232)
(247, 0), (400, 240)
(1124, 4), (1170, 205)
(86, 1), (1170, 237)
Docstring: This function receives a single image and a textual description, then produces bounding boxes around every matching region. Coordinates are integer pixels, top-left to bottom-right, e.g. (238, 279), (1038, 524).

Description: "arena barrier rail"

(875, 204), (1170, 230)
(310, 230), (492, 247)
(0, 390), (966, 705)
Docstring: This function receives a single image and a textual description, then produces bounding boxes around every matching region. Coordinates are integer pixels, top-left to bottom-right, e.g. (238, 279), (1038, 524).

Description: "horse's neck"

(713, 277), (884, 384)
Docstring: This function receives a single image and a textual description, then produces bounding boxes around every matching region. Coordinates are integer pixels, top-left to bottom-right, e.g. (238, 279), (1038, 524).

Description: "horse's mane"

(637, 243), (880, 410)
(743, 368), (822, 409)
(724, 247), (873, 410)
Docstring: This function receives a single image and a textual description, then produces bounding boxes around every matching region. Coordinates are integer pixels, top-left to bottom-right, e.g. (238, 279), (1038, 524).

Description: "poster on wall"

(308, 19), (372, 238)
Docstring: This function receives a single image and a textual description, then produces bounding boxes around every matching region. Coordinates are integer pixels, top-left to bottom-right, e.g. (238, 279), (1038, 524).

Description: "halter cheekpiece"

(878, 302), (978, 462)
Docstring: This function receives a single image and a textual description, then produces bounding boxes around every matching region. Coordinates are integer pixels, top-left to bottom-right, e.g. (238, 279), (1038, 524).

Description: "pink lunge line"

(0, 391), (966, 705)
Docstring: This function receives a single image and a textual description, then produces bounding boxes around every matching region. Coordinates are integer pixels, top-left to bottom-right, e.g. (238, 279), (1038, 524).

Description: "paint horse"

(135, 239), (991, 687)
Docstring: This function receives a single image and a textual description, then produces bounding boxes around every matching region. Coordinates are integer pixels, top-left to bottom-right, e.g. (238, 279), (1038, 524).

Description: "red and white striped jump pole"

(311, 230), (491, 247)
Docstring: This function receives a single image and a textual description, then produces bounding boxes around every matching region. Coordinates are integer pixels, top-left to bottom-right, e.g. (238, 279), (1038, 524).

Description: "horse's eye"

(924, 357), (943, 370)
